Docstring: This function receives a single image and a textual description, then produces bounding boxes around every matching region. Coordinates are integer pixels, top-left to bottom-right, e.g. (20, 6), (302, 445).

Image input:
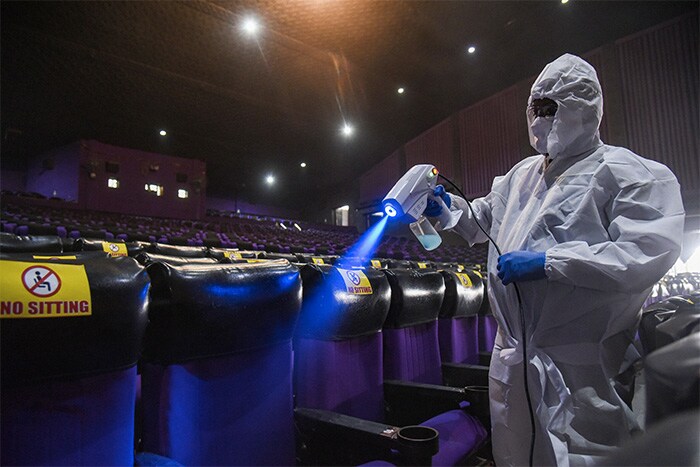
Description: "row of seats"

(642, 272), (700, 307)
(0, 233), (497, 359)
(1, 196), (489, 263)
(0, 241), (495, 465)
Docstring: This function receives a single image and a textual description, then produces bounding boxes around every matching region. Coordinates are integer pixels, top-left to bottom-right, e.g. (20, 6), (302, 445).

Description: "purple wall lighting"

(25, 142), (81, 201)
(207, 197), (300, 219)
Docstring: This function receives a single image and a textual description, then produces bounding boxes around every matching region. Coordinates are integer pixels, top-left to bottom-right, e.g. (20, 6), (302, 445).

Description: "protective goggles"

(529, 98), (558, 118)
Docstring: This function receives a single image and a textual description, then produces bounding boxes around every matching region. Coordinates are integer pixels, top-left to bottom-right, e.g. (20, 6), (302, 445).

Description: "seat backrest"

(477, 276), (498, 353)
(438, 269), (484, 364)
(381, 268), (445, 385)
(294, 264), (391, 422)
(655, 295), (700, 349)
(644, 332), (700, 426)
(141, 259), (302, 466)
(640, 295), (700, 355)
(1, 255), (149, 466)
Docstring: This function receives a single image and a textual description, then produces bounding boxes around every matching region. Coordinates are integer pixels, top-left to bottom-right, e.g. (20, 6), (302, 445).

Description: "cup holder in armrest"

(464, 385), (490, 423)
(397, 425), (439, 445)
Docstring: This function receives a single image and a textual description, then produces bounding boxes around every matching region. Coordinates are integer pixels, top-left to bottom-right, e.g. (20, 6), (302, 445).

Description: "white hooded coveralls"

(448, 54), (684, 466)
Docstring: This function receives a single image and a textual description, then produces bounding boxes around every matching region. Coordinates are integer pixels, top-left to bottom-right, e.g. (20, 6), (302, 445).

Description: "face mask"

(530, 116), (553, 154)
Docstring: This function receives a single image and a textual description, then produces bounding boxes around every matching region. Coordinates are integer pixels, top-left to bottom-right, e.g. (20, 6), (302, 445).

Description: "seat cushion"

(420, 409), (488, 466)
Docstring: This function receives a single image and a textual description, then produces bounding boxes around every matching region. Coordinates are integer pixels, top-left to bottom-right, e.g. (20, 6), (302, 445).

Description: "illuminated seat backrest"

(294, 264), (391, 422)
(0, 255), (149, 466)
(438, 269), (484, 364)
(140, 259), (302, 466)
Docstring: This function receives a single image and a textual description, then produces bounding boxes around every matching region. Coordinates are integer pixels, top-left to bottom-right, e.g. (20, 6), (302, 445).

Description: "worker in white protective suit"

(426, 54), (685, 465)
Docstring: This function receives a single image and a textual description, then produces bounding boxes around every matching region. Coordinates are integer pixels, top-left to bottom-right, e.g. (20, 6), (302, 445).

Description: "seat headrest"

(135, 252), (220, 266)
(382, 269), (445, 328)
(0, 233), (65, 253)
(439, 270), (484, 318)
(296, 264), (391, 340)
(208, 248), (260, 261)
(143, 260), (302, 364)
(147, 243), (209, 258)
(0, 255), (149, 386)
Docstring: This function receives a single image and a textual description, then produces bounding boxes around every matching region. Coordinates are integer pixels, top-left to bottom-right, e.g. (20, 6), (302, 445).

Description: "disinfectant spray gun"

(382, 164), (463, 251)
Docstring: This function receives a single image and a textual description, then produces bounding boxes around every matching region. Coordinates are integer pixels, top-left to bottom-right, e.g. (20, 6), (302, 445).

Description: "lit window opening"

(107, 178), (120, 189)
(177, 189), (189, 199)
(145, 184), (164, 196)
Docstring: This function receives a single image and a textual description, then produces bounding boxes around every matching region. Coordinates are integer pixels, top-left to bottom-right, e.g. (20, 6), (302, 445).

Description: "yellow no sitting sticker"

(223, 251), (243, 259)
(371, 260), (382, 268)
(455, 272), (473, 288)
(312, 257), (325, 265)
(337, 268), (373, 295)
(101, 242), (128, 257)
(0, 261), (92, 319)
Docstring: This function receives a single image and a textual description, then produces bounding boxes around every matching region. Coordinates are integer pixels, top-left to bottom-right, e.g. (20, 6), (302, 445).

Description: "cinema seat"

(380, 268), (488, 465)
(476, 275), (497, 362)
(644, 332), (700, 426)
(0, 255), (149, 466)
(140, 260), (302, 466)
(639, 295), (700, 356)
(294, 264), (479, 466)
(437, 269), (484, 365)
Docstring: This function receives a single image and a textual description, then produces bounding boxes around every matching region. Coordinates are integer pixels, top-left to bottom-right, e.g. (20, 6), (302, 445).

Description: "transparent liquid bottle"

(409, 215), (442, 251)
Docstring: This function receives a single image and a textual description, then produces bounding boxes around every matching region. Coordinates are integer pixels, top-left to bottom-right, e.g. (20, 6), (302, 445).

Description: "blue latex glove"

(424, 185), (452, 217)
(497, 251), (546, 285)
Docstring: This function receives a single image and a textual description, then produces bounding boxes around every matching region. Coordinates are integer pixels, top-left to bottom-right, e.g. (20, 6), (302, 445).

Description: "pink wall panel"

(458, 85), (528, 198)
(78, 140), (207, 219)
(404, 117), (456, 180)
(358, 149), (401, 204)
(616, 13), (699, 192)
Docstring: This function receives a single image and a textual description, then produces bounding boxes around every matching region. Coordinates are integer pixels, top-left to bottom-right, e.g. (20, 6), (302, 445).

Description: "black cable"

(438, 174), (537, 467)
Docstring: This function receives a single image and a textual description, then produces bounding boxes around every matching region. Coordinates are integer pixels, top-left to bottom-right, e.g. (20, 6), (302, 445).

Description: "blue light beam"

(340, 215), (389, 266)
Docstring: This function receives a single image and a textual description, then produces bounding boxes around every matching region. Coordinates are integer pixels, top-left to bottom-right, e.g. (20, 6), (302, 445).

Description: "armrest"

(479, 350), (492, 366)
(295, 407), (439, 466)
(441, 363), (489, 388)
(384, 379), (468, 426)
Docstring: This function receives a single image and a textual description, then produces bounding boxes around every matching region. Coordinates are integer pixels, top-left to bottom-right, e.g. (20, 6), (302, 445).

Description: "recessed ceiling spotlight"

(341, 123), (354, 137)
(241, 16), (261, 36)
(159, 130), (167, 136)
(467, 46), (476, 54)
(397, 87), (405, 94)
(300, 162), (307, 168)
(265, 174), (275, 185)
(561, 0), (569, 3)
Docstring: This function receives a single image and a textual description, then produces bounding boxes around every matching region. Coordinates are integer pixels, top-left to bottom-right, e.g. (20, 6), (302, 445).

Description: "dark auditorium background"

(1, 1), (698, 250)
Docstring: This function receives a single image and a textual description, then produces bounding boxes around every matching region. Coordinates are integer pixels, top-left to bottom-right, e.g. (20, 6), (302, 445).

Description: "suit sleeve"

(544, 173), (684, 293)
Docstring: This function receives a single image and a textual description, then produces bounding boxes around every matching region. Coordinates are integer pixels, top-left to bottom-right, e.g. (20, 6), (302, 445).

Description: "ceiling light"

(341, 123), (354, 137)
(241, 16), (261, 36)
(300, 162), (307, 168)
(159, 130), (167, 136)
(397, 87), (405, 94)
(467, 46), (476, 54)
(265, 174), (275, 185)
(561, 0), (569, 3)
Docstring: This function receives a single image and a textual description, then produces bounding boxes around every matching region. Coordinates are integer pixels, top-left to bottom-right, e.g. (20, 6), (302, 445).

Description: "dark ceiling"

(2, 0), (697, 212)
